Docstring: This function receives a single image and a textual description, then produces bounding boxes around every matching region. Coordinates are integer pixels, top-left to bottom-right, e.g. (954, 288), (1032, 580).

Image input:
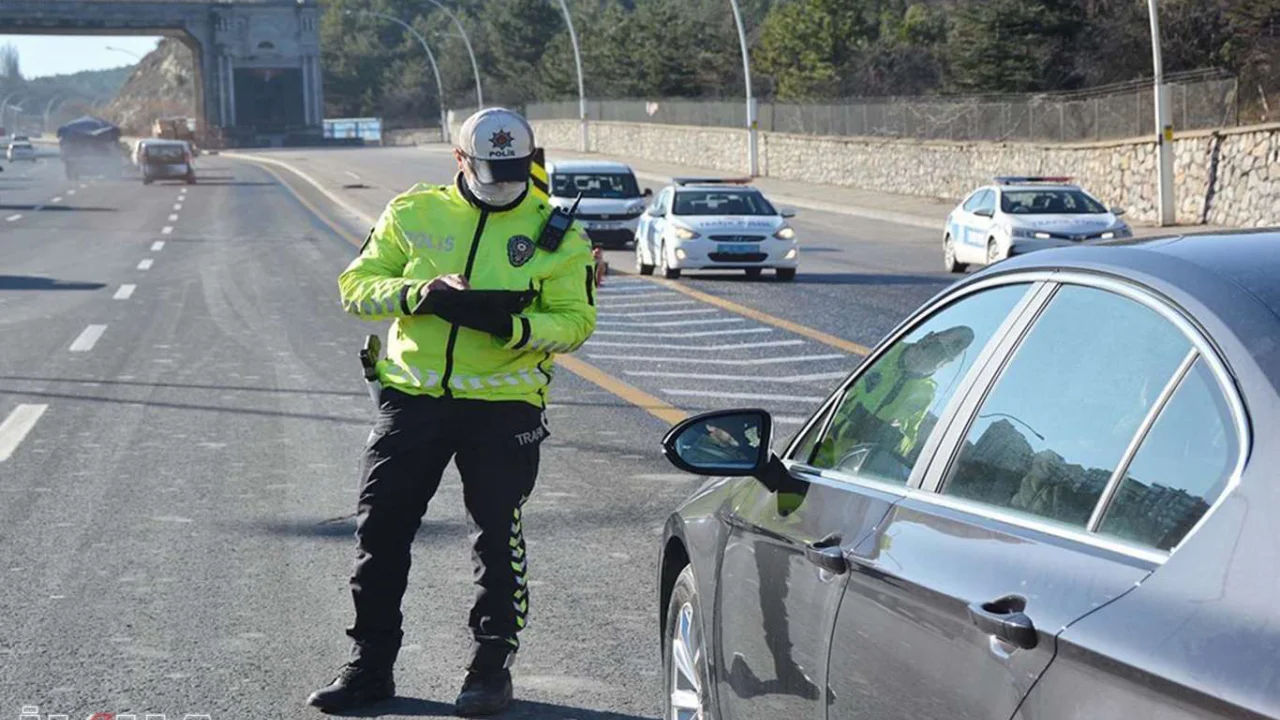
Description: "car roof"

(674, 184), (762, 193)
(548, 159), (633, 174)
(973, 229), (1280, 382)
(996, 184), (1083, 193)
(144, 139), (188, 147)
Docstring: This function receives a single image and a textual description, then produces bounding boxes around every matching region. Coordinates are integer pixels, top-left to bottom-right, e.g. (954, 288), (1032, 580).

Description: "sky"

(1, 35), (163, 78)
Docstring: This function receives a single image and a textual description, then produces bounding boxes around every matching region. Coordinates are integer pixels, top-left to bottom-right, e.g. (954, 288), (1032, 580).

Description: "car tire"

(986, 238), (1002, 266)
(636, 242), (655, 276)
(776, 268), (797, 282)
(745, 268), (763, 279)
(664, 565), (710, 720)
(661, 244), (681, 280)
(186, 174), (196, 185)
(944, 234), (968, 274)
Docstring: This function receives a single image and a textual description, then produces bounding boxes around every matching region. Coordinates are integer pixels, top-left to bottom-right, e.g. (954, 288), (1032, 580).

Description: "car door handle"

(804, 534), (847, 574)
(967, 595), (1038, 650)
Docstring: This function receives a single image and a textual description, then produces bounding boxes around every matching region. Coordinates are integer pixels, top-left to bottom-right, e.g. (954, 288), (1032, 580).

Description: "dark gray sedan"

(657, 230), (1279, 720)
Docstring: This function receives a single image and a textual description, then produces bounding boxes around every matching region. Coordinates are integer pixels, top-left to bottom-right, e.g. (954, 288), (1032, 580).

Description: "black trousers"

(346, 388), (547, 671)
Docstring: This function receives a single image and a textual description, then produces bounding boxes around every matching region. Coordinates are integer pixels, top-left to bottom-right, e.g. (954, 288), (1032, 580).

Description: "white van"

(547, 160), (649, 248)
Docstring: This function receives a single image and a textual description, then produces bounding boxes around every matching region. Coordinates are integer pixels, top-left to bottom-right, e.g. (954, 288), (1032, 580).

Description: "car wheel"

(944, 234), (968, 274)
(986, 238), (1002, 266)
(637, 242), (655, 276)
(665, 565), (710, 720)
(661, 243), (681, 280)
(776, 268), (797, 282)
(186, 174), (196, 185)
(744, 268), (763, 279)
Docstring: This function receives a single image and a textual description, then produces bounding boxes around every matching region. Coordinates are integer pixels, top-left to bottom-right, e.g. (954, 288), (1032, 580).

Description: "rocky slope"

(102, 37), (195, 135)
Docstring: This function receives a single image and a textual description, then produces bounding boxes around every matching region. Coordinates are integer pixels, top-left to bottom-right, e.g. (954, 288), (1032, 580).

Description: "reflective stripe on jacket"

(338, 178), (597, 407)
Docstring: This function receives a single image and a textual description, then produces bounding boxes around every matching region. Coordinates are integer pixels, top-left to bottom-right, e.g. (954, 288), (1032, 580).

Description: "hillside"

(101, 37), (196, 135)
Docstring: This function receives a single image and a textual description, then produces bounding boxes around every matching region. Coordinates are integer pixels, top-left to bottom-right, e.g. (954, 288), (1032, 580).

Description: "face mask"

(466, 174), (527, 207)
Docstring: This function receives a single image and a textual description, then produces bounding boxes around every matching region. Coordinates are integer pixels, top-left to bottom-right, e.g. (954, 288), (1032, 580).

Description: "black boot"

(454, 668), (513, 717)
(307, 663), (395, 713)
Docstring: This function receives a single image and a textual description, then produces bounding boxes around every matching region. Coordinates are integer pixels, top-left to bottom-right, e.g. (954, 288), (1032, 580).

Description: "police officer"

(308, 108), (597, 715)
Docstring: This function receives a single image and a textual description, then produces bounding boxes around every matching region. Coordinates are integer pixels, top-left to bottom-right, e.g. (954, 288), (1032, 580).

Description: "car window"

(551, 172), (639, 199)
(941, 285), (1192, 530)
(806, 284), (1030, 484)
(975, 190), (996, 215)
(672, 190), (776, 216)
(655, 188), (672, 214)
(1001, 189), (1106, 214)
(1096, 358), (1238, 550)
(961, 190), (987, 212)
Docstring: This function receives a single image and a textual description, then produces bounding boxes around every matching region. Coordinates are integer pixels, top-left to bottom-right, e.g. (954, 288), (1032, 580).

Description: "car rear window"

(673, 190), (776, 216)
(1001, 189), (1106, 214)
(147, 146), (186, 162)
(551, 172), (639, 199)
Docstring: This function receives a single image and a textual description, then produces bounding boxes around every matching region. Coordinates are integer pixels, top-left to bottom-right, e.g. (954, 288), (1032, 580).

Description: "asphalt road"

(0, 148), (947, 719)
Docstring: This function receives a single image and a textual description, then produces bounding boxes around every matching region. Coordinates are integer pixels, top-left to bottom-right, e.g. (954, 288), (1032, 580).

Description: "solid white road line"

(5, 214), (21, 222)
(168, 214), (179, 221)
(596, 308), (719, 319)
(151, 241), (165, 251)
(137, 259), (154, 270)
(588, 339), (806, 351)
(161, 226), (173, 235)
(588, 353), (845, 365)
(597, 318), (744, 328)
(626, 369), (847, 383)
(597, 286), (677, 295)
(0, 404), (48, 462)
(599, 300), (696, 310)
(593, 328), (773, 338)
(69, 324), (108, 352)
(663, 389), (828, 403)
(774, 416), (809, 425)
(113, 284), (136, 300)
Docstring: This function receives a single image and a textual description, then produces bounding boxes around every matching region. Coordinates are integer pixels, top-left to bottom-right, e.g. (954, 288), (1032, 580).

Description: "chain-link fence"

(527, 70), (1239, 143)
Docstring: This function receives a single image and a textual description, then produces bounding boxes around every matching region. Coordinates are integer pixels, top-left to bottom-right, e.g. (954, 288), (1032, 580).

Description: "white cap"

(458, 107), (534, 162)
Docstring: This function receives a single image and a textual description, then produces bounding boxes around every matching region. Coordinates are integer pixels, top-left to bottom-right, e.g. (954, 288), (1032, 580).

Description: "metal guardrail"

(527, 71), (1239, 143)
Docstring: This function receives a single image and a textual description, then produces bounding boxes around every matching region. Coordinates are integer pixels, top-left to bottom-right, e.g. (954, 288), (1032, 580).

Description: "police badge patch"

(508, 235), (535, 267)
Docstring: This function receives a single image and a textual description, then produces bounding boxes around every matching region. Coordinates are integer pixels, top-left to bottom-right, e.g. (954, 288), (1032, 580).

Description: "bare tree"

(0, 43), (21, 80)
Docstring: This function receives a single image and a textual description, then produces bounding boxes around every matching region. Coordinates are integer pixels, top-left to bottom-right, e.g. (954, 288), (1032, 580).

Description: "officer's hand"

(424, 274), (470, 295)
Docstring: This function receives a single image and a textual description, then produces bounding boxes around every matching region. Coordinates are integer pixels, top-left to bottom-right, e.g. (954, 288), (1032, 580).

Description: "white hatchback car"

(944, 177), (1132, 273)
(548, 159), (647, 249)
(634, 178), (798, 281)
(6, 140), (35, 162)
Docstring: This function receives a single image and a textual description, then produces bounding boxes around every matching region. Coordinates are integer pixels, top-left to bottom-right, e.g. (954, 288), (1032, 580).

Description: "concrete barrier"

(528, 119), (1280, 227)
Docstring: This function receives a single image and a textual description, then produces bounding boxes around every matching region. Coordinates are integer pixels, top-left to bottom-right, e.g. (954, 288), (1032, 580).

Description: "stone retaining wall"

(529, 119), (1280, 227)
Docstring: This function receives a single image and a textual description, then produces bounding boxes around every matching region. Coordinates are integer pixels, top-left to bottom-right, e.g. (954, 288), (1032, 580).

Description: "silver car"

(944, 177), (1132, 273)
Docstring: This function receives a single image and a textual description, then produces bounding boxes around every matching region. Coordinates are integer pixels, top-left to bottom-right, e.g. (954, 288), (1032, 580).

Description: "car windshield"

(1001, 189), (1107, 214)
(673, 190), (776, 216)
(147, 146), (186, 162)
(551, 172), (640, 199)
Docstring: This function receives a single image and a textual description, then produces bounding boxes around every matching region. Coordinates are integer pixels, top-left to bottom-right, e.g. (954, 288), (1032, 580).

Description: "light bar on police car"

(994, 176), (1075, 185)
(672, 177), (754, 186)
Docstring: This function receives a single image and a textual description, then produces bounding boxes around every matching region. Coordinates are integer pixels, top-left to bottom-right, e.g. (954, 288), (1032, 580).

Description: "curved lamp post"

(727, 0), (758, 176)
(550, 0), (587, 151)
(350, 9), (450, 143)
(421, 0), (483, 110)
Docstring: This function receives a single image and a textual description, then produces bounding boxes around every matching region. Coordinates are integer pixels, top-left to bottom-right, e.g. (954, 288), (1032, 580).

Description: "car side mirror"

(974, 208), (994, 218)
(662, 409), (774, 478)
(780, 208), (797, 219)
(1111, 206), (1126, 217)
(642, 188), (654, 199)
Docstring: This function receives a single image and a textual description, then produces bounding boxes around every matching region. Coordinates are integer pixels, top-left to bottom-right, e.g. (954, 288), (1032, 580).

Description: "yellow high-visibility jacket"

(339, 178), (597, 407)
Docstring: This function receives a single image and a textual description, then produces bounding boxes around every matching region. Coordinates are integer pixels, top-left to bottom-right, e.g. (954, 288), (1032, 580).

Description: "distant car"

(944, 176), (1132, 273)
(548, 159), (646, 249)
(657, 230), (1280, 720)
(6, 140), (35, 162)
(634, 178), (798, 281)
(139, 139), (195, 185)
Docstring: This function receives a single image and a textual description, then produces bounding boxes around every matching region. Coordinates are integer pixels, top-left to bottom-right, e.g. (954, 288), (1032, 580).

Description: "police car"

(634, 178), (799, 281)
(944, 177), (1132, 273)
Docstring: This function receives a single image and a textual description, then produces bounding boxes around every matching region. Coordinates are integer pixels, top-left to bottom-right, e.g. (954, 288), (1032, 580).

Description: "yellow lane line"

(646, 277), (872, 356)
(241, 154), (687, 426)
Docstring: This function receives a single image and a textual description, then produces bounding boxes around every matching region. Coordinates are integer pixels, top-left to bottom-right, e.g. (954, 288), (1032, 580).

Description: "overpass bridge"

(0, 0), (324, 146)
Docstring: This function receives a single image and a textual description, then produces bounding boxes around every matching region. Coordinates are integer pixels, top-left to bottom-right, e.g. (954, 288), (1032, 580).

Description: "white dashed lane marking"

(592, 328), (771, 338)
(627, 370), (847, 383)
(69, 324), (108, 352)
(597, 308), (718, 319)
(5, 214), (21, 222)
(51, 196), (62, 203)
(168, 214), (179, 221)
(151, 241), (165, 251)
(113, 284), (136, 300)
(66, 189), (76, 195)
(137, 259), (154, 270)
(173, 203), (183, 211)
(0, 404), (48, 462)
(587, 352), (844, 365)
(586, 339), (805, 351)
(597, 318), (744, 328)
(161, 226), (173, 235)
(600, 300), (696, 309)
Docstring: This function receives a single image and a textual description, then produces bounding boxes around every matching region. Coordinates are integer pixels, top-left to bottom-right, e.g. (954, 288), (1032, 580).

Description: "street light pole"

(551, 0), (587, 152)
(1147, 0), (1175, 226)
(421, 0), (483, 111)
(727, 0), (758, 177)
(105, 45), (143, 61)
(43, 93), (65, 134)
(351, 9), (450, 144)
